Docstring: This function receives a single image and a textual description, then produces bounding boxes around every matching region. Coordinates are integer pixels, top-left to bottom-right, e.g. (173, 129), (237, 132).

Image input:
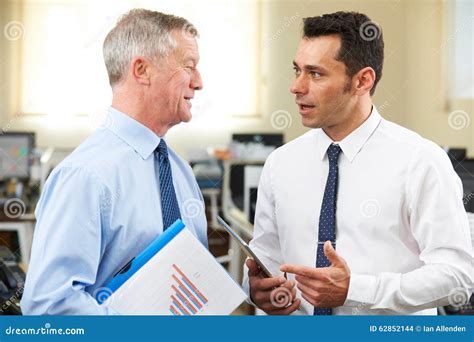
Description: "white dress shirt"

(243, 107), (473, 315)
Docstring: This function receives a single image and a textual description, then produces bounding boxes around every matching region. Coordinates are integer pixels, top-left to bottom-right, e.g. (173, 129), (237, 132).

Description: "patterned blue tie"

(156, 139), (181, 230)
(314, 144), (342, 316)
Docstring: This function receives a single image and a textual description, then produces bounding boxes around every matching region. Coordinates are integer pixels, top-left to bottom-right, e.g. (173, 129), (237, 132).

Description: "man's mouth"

(297, 102), (316, 113)
(184, 97), (193, 107)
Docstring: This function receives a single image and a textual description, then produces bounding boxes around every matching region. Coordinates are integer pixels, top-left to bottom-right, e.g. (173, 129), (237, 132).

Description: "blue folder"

(96, 219), (185, 304)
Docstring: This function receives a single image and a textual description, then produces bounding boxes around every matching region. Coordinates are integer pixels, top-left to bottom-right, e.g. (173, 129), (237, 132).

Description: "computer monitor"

(229, 134), (283, 222)
(455, 159), (474, 175)
(460, 173), (474, 213)
(447, 148), (467, 166)
(0, 132), (35, 180)
(231, 133), (284, 148)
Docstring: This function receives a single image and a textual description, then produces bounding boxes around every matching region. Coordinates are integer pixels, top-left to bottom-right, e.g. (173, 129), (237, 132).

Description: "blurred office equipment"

(439, 212), (474, 316)
(243, 165), (262, 224)
(0, 133), (33, 178)
(189, 149), (233, 266)
(227, 133), (283, 220)
(441, 151), (474, 315)
(189, 135), (283, 281)
(446, 147), (467, 165)
(0, 132), (38, 265)
(0, 219), (35, 265)
(229, 134), (283, 161)
(220, 133), (283, 280)
(0, 132), (36, 204)
(0, 246), (25, 315)
(454, 158), (474, 213)
(193, 159), (222, 229)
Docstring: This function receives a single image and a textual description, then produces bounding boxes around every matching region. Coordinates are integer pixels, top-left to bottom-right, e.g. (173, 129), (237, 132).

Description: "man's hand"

(246, 259), (301, 315)
(280, 241), (350, 308)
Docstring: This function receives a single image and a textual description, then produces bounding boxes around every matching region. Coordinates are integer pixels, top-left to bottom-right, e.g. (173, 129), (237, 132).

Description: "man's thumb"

(246, 258), (260, 275)
(323, 241), (340, 265)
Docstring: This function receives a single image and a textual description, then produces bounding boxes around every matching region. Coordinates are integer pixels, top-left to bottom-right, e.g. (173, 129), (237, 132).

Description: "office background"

(0, 0), (472, 315)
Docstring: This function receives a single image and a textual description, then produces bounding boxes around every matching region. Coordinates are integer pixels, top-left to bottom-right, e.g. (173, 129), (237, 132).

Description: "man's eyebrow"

(292, 60), (328, 72)
(183, 56), (198, 65)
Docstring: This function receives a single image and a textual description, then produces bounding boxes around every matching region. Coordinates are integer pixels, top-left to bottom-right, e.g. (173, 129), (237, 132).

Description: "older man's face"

(149, 30), (203, 131)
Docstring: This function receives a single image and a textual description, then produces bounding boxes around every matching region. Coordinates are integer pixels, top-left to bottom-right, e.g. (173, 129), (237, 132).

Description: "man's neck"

(323, 101), (373, 142)
(111, 91), (168, 137)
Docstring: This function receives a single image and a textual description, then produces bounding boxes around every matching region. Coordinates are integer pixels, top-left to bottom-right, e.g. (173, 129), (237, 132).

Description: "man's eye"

(310, 71), (321, 78)
(293, 67), (301, 76)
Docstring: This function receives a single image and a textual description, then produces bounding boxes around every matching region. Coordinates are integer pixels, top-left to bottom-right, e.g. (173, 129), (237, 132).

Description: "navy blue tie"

(314, 144), (342, 316)
(156, 139), (181, 230)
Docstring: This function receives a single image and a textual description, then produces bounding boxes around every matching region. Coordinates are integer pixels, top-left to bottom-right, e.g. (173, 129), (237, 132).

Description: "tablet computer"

(217, 215), (274, 278)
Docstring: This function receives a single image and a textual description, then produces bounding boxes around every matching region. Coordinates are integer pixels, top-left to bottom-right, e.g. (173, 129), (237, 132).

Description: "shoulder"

(58, 127), (138, 170)
(377, 119), (450, 165)
(268, 129), (316, 163)
(47, 128), (130, 189)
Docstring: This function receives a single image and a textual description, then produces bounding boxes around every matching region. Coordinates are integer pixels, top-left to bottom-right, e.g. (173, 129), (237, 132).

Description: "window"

(449, 0), (474, 99)
(19, 0), (261, 121)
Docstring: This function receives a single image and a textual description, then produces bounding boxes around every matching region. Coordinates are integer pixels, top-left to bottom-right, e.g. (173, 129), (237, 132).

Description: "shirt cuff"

(344, 273), (377, 307)
(242, 276), (257, 307)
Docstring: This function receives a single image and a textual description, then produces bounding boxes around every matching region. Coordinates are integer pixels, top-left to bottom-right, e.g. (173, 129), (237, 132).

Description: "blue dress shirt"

(21, 107), (208, 315)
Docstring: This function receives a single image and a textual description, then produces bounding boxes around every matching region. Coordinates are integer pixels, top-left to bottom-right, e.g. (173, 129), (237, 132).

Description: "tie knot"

(156, 139), (168, 156)
(327, 144), (342, 164)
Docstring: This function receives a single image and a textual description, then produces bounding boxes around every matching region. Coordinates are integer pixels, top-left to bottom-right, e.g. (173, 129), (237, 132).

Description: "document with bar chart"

(101, 221), (247, 315)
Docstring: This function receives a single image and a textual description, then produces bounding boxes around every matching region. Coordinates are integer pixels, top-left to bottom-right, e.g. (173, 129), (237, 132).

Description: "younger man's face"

(290, 34), (354, 129)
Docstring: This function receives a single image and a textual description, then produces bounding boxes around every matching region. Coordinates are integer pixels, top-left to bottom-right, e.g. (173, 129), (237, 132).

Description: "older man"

(22, 9), (206, 315)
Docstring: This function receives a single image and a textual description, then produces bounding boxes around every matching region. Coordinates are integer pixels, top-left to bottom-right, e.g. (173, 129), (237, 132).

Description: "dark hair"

(303, 11), (384, 96)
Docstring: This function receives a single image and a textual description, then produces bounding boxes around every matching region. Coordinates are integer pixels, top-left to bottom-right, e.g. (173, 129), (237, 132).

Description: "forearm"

(345, 261), (473, 314)
(21, 287), (118, 315)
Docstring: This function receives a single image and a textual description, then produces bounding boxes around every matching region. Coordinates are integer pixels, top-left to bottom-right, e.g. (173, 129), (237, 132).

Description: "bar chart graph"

(102, 226), (246, 315)
(169, 263), (209, 316)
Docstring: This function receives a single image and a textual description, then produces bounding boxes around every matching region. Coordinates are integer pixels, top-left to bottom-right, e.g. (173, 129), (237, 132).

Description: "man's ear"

(130, 56), (151, 86)
(353, 67), (376, 96)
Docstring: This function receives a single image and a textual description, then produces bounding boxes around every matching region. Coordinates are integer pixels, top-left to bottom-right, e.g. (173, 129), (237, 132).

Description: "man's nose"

(290, 74), (307, 95)
(191, 69), (203, 91)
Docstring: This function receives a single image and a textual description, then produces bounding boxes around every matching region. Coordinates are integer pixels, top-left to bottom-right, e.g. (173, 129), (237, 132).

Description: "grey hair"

(103, 9), (198, 87)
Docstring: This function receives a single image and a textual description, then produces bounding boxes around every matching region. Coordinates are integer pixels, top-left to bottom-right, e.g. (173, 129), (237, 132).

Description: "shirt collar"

(316, 106), (382, 163)
(106, 107), (161, 160)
